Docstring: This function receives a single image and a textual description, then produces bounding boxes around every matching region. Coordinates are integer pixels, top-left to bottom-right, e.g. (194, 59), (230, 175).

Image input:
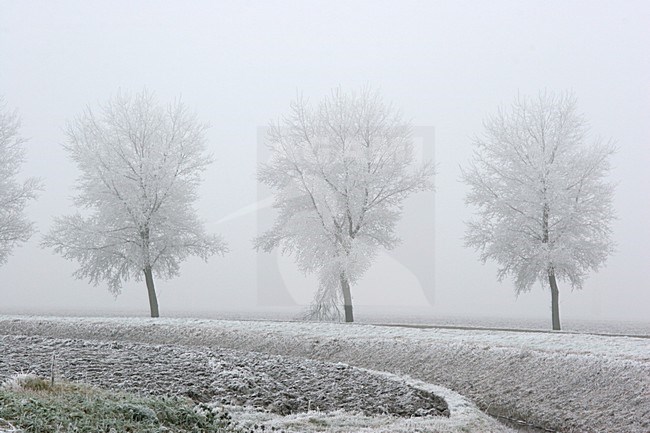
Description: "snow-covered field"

(1, 315), (648, 432)
(3, 335), (485, 433)
(10, 307), (649, 336)
(0, 318), (511, 433)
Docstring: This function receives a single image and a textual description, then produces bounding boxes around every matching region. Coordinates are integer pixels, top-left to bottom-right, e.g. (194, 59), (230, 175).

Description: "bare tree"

(462, 92), (615, 330)
(256, 87), (433, 322)
(0, 97), (40, 264)
(43, 90), (227, 317)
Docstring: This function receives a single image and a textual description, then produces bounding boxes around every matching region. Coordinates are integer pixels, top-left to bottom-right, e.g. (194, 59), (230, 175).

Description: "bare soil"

(0, 334), (448, 418)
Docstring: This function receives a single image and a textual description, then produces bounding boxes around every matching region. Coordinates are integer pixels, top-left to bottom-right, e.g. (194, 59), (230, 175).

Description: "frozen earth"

(0, 318), (513, 433)
(1, 316), (649, 432)
(0, 334), (448, 418)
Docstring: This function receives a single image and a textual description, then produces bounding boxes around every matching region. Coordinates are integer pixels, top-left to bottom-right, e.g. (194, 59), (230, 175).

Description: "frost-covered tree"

(43, 90), (227, 317)
(0, 97), (40, 264)
(462, 92), (615, 330)
(256, 88), (433, 322)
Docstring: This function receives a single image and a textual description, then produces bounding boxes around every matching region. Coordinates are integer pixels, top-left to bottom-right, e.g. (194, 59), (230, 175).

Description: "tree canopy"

(257, 87), (433, 321)
(43, 90), (227, 316)
(0, 97), (40, 265)
(463, 92), (615, 329)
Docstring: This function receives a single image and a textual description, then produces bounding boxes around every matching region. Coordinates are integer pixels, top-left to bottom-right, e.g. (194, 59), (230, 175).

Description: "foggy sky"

(1, 0), (648, 322)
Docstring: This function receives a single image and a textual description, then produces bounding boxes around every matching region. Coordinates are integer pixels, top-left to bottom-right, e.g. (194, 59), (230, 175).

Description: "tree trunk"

(144, 265), (159, 318)
(340, 273), (354, 323)
(542, 204), (560, 330)
(548, 268), (560, 330)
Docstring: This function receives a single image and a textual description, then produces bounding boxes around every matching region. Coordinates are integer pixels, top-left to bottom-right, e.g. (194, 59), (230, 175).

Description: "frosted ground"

(31, 306), (646, 336)
(1, 316), (648, 433)
(0, 319), (509, 433)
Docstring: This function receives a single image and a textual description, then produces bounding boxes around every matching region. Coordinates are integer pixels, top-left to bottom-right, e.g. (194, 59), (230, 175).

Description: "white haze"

(0, 0), (648, 323)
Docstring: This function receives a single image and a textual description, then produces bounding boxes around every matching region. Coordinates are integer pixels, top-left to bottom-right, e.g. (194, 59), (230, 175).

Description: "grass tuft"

(0, 374), (239, 433)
